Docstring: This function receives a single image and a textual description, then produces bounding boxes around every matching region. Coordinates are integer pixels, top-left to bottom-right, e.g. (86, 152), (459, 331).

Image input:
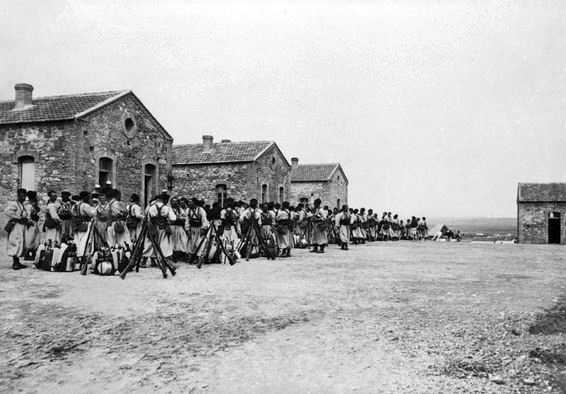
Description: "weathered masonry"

(172, 135), (291, 205)
(517, 182), (566, 244)
(0, 83), (174, 220)
(289, 157), (348, 208)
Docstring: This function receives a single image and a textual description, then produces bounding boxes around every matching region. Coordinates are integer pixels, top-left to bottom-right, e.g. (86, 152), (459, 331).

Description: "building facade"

(0, 83), (174, 228)
(289, 157), (348, 208)
(517, 182), (566, 244)
(172, 135), (291, 205)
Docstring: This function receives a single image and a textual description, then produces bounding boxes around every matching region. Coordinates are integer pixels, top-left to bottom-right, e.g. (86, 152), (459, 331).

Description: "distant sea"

(428, 217), (516, 239)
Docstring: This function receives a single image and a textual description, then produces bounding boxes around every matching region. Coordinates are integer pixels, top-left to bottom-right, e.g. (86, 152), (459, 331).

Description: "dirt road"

(1, 241), (565, 393)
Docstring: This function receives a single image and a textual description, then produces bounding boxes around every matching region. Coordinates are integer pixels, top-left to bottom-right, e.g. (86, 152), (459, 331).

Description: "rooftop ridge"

(0, 90), (127, 104)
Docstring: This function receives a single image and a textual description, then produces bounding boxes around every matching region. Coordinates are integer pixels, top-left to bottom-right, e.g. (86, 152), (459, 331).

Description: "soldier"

(275, 201), (293, 257)
(310, 198), (328, 253)
(221, 198), (241, 250)
(58, 191), (74, 240)
(169, 197), (188, 260)
(186, 197), (209, 264)
(5, 188), (31, 269)
(73, 191), (96, 263)
(126, 194), (144, 243)
(24, 190), (41, 260)
(239, 198), (261, 257)
(44, 190), (62, 244)
(106, 189), (130, 247)
(94, 191), (109, 247)
(296, 203), (308, 247)
(334, 205), (352, 250)
(147, 192), (176, 267)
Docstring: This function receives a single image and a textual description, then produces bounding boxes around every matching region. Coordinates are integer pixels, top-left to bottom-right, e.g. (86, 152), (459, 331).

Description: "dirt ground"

(1, 240), (565, 393)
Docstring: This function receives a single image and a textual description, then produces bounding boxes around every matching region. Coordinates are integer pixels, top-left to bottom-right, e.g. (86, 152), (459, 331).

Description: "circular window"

(125, 118), (134, 132)
(121, 114), (136, 138)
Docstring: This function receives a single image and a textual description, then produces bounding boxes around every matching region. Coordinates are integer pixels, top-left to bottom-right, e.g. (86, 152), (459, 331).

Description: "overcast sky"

(2, 0), (565, 217)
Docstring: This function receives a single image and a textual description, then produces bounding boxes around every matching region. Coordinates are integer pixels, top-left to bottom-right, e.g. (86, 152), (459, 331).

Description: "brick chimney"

(202, 135), (213, 151)
(291, 157), (299, 168)
(14, 83), (34, 110)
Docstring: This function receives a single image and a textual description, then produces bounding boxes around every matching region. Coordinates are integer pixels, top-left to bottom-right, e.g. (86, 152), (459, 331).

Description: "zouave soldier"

(186, 197), (209, 263)
(5, 188), (32, 269)
(73, 191), (96, 261)
(58, 191), (74, 239)
(23, 190), (41, 259)
(334, 204), (352, 250)
(169, 197), (188, 259)
(106, 189), (130, 247)
(310, 198), (328, 253)
(275, 201), (292, 257)
(126, 194), (144, 243)
(44, 190), (62, 244)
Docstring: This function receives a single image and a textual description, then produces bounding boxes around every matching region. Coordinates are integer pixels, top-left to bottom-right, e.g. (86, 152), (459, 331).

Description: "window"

(216, 184), (227, 208)
(279, 186), (285, 203)
(261, 184), (268, 203)
(125, 118), (135, 132)
(337, 198), (341, 208)
(18, 156), (35, 191)
(99, 157), (113, 187)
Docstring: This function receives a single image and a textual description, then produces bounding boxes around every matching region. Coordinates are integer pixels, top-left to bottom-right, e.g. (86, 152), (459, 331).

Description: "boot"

(286, 248), (291, 257)
(12, 257), (27, 270)
(310, 246), (318, 253)
(316, 245), (325, 253)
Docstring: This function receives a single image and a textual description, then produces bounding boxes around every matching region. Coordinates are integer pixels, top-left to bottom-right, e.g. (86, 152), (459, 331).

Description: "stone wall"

(171, 163), (252, 202)
(289, 167), (348, 208)
(171, 144), (291, 205)
(518, 202), (566, 244)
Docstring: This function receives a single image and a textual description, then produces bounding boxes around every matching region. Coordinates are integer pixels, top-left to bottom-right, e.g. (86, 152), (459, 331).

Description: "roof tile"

(291, 163), (339, 182)
(517, 183), (566, 202)
(172, 141), (273, 165)
(0, 91), (127, 124)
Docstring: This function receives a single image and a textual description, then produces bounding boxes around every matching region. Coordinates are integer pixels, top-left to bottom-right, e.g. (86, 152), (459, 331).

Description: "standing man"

(147, 192), (176, 267)
(58, 191), (74, 240)
(186, 197), (209, 264)
(44, 190), (62, 245)
(169, 197), (188, 260)
(310, 198), (328, 253)
(24, 190), (41, 260)
(275, 201), (292, 257)
(334, 205), (352, 250)
(126, 194), (144, 244)
(73, 191), (96, 264)
(5, 188), (31, 269)
(106, 189), (130, 247)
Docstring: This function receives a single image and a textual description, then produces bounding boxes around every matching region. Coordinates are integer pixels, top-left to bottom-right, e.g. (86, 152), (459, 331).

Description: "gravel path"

(0, 241), (565, 393)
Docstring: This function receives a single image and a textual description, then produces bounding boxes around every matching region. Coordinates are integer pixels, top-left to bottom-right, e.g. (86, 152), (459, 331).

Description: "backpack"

(126, 204), (141, 229)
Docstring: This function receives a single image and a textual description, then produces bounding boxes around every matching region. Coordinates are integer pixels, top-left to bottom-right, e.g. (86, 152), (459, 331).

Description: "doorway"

(144, 164), (156, 207)
(548, 212), (561, 244)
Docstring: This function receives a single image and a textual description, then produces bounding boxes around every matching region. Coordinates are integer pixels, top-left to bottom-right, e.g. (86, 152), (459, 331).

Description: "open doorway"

(548, 212), (561, 244)
(144, 164), (156, 207)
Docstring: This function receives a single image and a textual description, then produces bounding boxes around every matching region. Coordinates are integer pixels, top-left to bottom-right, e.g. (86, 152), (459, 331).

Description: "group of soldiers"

(4, 185), (428, 271)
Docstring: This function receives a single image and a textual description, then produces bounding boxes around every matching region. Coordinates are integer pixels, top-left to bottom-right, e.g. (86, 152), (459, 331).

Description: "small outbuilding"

(517, 182), (566, 244)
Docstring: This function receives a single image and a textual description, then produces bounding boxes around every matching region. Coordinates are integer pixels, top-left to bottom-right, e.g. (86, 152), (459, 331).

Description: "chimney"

(221, 139), (231, 143)
(291, 157), (299, 168)
(202, 135), (213, 150)
(14, 83), (34, 110)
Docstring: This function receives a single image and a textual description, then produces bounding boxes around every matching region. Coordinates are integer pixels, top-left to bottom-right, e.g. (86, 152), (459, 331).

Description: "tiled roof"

(172, 141), (274, 165)
(517, 183), (566, 202)
(291, 163), (339, 182)
(0, 90), (128, 124)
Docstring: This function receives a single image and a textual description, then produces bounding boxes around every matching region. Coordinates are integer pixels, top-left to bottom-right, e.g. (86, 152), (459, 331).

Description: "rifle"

(80, 219), (95, 276)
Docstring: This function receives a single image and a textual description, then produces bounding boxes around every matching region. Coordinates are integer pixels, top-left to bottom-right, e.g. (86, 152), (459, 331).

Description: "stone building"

(172, 135), (291, 205)
(289, 157), (348, 208)
(517, 182), (566, 244)
(0, 83), (174, 226)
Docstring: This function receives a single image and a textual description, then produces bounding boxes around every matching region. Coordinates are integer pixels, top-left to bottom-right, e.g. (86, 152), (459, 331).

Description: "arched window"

(261, 184), (268, 203)
(216, 184), (227, 207)
(18, 156), (35, 191)
(279, 186), (285, 203)
(144, 164), (157, 207)
(337, 198), (341, 209)
(98, 157), (113, 187)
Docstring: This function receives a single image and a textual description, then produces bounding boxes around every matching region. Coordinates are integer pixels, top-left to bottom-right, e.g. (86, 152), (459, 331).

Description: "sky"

(1, 0), (565, 217)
